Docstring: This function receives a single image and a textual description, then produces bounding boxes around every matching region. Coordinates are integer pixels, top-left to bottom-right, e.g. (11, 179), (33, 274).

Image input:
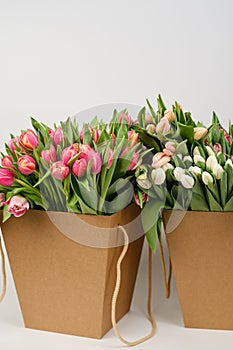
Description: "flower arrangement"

(134, 96), (233, 250)
(0, 112), (149, 223)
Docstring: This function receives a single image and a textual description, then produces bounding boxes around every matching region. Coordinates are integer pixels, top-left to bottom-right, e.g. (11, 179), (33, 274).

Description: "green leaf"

(206, 188), (223, 211)
(3, 205), (11, 223)
(175, 122), (194, 148)
(224, 196), (233, 211)
(219, 171), (228, 207)
(106, 182), (133, 214)
(145, 223), (157, 252)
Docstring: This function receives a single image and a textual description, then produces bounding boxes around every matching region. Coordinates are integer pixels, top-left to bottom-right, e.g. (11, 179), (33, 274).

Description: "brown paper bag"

(1, 204), (144, 339)
(163, 209), (233, 330)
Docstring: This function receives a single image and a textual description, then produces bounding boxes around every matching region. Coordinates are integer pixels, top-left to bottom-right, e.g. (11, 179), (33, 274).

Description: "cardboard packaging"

(163, 210), (233, 331)
(1, 204), (144, 339)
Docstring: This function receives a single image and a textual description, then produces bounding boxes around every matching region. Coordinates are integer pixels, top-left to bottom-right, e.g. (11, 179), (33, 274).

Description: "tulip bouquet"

(133, 96), (233, 250)
(0, 112), (150, 223)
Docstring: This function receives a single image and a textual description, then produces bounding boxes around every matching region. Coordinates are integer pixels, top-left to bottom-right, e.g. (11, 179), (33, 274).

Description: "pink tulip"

(53, 127), (63, 145)
(1, 156), (14, 169)
(128, 130), (139, 147)
(93, 129), (101, 144)
(128, 151), (139, 171)
(152, 152), (171, 168)
(119, 113), (132, 126)
(49, 128), (63, 146)
(111, 132), (116, 146)
(0, 193), (5, 207)
(156, 117), (171, 134)
(0, 168), (14, 186)
(72, 158), (87, 177)
(8, 137), (23, 154)
(134, 192), (148, 206)
(41, 144), (57, 165)
(19, 129), (39, 151)
(163, 141), (176, 156)
(50, 161), (69, 180)
(62, 146), (78, 165)
(17, 155), (36, 175)
(7, 195), (29, 217)
(224, 131), (231, 143)
(107, 148), (114, 169)
(79, 144), (92, 159)
(213, 143), (222, 154)
(87, 151), (102, 174)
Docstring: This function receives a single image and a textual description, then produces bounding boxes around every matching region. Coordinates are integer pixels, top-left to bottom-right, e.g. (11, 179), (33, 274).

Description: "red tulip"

(128, 130), (138, 147)
(0, 168), (14, 186)
(50, 161), (69, 180)
(8, 137), (23, 154)
(79, 144), (92, 159)
(134, 192), (148, 206)
(128, 151), (140, 171)
(19, 129), (39, 151)
(72, 158), (87, 177)
(18, 155), (36, 175)
(49, 128), (63, 146)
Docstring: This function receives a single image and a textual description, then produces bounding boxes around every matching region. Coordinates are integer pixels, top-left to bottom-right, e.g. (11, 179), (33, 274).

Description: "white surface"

(1, 0), (233, 349)
(1, 239), (233, 350)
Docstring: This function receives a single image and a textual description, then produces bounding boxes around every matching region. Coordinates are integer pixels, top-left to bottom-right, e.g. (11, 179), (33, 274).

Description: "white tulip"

(180, 174), (195, 189)
(151, 168), (166, 185)
(226, 159), (233, 168)
(137, 178), (152, 189)
(206, 155), (218, 172)
(193, 146), (201, 156)
(174, 167), (185, 181)
(206, 146), (215, 156)
(202, 171), (214, 185)
(189, 166), (202, 176)
(194, 155), (205, 165)
(213, 164), (224, 180)
(162, 163), (174, 172)
(177, 154), (183, 159)
(183, 155), (193, 163)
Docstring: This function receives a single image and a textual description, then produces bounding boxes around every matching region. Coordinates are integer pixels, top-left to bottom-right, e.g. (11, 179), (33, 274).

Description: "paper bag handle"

(0, 236), (6, 303)
(111, 226), (156, 346)
(159, 238), (172, 299)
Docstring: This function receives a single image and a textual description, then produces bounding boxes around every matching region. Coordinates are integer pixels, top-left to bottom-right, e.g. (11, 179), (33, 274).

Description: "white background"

(1, 0), (233, 349)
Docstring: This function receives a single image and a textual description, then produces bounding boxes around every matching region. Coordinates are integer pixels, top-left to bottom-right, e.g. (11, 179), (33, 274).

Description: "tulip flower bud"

(206, 155), (218, 172)
(62, 146), (78, 166)
(8, 137), (22, 154)
(224, 131), (231, 143)
(134, 192), (148, 206)
(163, 142), (176, 156)
(119, 113), (132, 126)
(194, 127), (208, 141)
(189, 166), (202, 176)
(18, 155), (36, 175)
(0, 193), (5, 207)
(0, 168), (15, 186)
(183, 155), (193, 163)
(151, 168), (166, 185)
(87, 151), (102, 174)
(174, 167), (185, 181)
(50, 161), (70, 180)
(128, 152), (140, 171)
(19, 129), (39, 150)
(145, 113), (154, 125)
(107, 148), (114, 169)
(213, 164), (224, 180)
(194, 155), (205, 165)
(72, 158), (87, 177)
(79, 144), (92, 159)
(128, 130), (139, 147)
(202, 171), (213, 185)
(180, 174), (195, 189)
(193, 146), (201, 156)
(225, 159), (233, 168)
(213, 143), (222, 154)
(152, 152), (171, 168)
(41, 145), (57, 165)
(7, 195), (29, 217)
(156, 117), (171, 134)
(1, 156), (14, 169)
(162, 163), (174, 172)
(146, 124), (156, 134)
(206, 146), (215, 157)
(164, 109), (175, 122)
(137, 177), (152, 190)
